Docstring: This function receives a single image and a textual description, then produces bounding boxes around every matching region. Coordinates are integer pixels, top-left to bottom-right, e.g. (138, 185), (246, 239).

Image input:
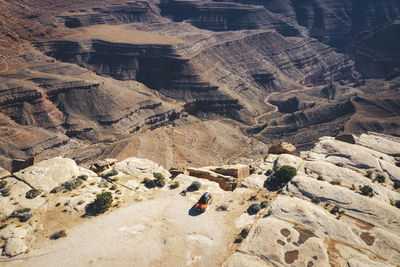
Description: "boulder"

(186, 168), (238, 191)
(335, 133), (357, 144)
(13, 157), (81, 192)
(241, 174), (265, 189)
(0, 167), (11, 179)
(4, 237), (27, 257)
(274, 154), (303, 169)
(268, 142), (296, 155)
(210, 164), (250, 180)
(90, 158), (117, 173)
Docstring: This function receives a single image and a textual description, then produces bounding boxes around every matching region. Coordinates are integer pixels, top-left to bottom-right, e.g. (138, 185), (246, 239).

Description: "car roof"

(202, 192), (210, 198)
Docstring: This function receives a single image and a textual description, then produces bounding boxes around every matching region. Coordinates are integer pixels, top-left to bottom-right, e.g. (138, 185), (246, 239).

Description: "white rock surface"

(115, 157), (171, 180)
(13, 157), (82, 192)
(357, 133), (400, 156)
(5, 237), (27, 257)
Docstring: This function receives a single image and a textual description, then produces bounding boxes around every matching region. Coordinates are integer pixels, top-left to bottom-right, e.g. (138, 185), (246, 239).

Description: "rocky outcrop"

(159, 0), (305, 36)
(268, 142), (296, 155)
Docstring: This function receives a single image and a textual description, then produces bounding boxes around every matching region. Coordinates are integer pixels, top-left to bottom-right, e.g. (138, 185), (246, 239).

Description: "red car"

(195, 192), (213, 212)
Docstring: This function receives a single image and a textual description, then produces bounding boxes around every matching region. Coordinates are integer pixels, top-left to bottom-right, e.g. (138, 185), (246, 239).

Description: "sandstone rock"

(268, 142), (296, 155)
(12, 157), (35, 173)
(380, 160), (400, 182)
(357, 133), (400, 156)
(90, 158), (117, 173)
(169, 168), (189, 178)
(13, 157), (82, 192)
(115, 157), (170, 180)
(274, 154), (303, 169)
(286, 175), (400, 233)
(311, 137), (388, 170)
(5, 237), (27, 257)
(186, 168), (237, 191)
(0, 167), (11, 179)
(210, 164), (250, 180)
(335, 133), (356, 144)
(241, 174), (265, 189)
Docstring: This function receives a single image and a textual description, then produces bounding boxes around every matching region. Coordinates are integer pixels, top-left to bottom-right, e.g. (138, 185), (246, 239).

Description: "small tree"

(90, 192), (113, 215)
(264, 165), (297, 190)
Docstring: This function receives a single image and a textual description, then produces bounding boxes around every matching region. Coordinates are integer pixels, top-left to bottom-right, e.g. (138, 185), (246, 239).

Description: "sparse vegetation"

(365, 170), (373, 179)
(78, 174), (88, 181)
(86, 192), (113, 215)
(330, 179), (341, 185)
(394, 181), (400, 190)
(317, 175), (324, 181)
(50, 229), (67, 240)
(26, 189), (39, 199)
(330, 206), (340, 215)
(359, 185), (374, 197)
(170, 181), (180, 189)
(311, 196), (321, 204)
(153, 172), (164, 180)
(102, 168), (118, 179)
(247, 203), (261, 215)
(264, 165), (297, 190)
(0, 180), (7, 189)
(376, 175), (385, 183)
(260, 201), (268, 209)
(0, 187), (10, 197)
(62, 178), (83, 191)
(351, 184), (356, 190)
(235, 228), (249, 243)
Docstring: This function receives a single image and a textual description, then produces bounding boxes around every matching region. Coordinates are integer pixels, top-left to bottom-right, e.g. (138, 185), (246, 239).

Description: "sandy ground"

(4, 178), (260, 267)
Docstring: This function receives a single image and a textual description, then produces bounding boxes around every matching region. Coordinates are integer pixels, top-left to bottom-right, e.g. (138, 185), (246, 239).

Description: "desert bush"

(330, 179), (341, 185)
(247, 203), (261, 215)
(394, 181), (400, 190)
(311, 196), (321, 204)
(330, 206), (340, 215)
(365, 170), (373, 179)
(0, 180), (7, 189)
(143, 178), (155, 188)
(317, 175), (324, 181)
(88, 192), (113, 215)
(376, 175), (385, 183)
(78, 175), (88, 181)
(26, 189), (39, 199)
(153, 172), (165, 180)
(19, 213), (32, 222)
(110, 184), (117, 190)
(50, 186), (61, 194)
(264, 165), (297, 190)
(0, 188), (10, 197)
(188, 181), (201, 192)
(170, 181), (180, 189)
(50, 229), (67, 240)
(350, 184), (356, 190)
(260, 201), (268, 209)
(62, 178), (83, 191)
(235, 228), (249, 243)
(102, 169), (118, 179)
(359, 185), (374, 197)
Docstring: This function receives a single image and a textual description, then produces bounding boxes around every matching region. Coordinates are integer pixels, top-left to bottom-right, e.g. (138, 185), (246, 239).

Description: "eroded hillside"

(0, 0), (399, 175)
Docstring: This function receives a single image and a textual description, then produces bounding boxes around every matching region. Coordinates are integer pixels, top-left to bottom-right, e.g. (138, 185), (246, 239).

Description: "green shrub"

(264, 165), (297, 190)
(330, 206), (340, 215)
(26, 189), (39, 199)
(0, 188), (10, 197)
(350, 184), (356, 190)
(170, 181), (180, 189)
(62, 178), (83, 191)
(394, 181), (400, 190)
(359, 185), (374, 197)
(153, 172), (165, 180)
(365, 170), (373, 179)
(317, 175), (324, 181)
(247, 203), (261, 215)
(0, 180), (7, 189)
(78, 175), (88, 181)
(260, 201), (268, 209)
(376, 175), (385, 183)
(234, 228), (249, 243)
(89, 192), (113, 215)
(50, 229), (67, 240)
(154, 179), (165, 188)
